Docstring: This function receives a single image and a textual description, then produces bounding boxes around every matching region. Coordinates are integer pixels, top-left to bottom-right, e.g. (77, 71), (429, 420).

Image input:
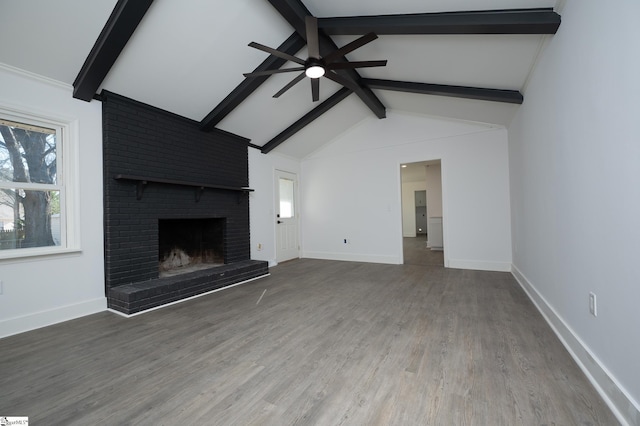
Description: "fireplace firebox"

(159, 218), (225, 277)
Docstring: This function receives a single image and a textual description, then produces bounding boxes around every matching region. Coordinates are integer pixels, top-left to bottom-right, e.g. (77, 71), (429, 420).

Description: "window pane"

(0, 119), (57, 184)
(279, 178), (294, 219)
(0, 189), (61, 250)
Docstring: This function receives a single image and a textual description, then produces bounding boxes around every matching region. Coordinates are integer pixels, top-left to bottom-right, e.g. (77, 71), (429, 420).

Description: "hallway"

(403, 236), (444, 266)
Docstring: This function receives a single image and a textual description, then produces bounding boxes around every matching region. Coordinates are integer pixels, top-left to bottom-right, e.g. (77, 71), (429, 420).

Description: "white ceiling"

(402, 160), (441, 183)
(0, 0), (560, 158)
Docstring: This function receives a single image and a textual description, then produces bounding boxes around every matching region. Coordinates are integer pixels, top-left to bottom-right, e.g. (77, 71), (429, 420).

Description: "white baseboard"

(302, 251), (401, 265)
(448, 258), (512, 272)
(512, 265), (640, 426)
(0, 297), (107, 339)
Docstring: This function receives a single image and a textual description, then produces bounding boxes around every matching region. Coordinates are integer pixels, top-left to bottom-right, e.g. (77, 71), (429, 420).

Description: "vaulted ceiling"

(0, 0), (561, 158)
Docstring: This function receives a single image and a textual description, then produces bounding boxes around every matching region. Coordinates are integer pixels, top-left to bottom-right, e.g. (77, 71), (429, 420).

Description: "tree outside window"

(0, 117), (62, 251)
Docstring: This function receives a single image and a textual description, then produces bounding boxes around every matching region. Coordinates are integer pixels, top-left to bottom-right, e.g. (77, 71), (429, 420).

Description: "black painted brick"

(102, 91), (259, 304)
(108, 260), (269, 314)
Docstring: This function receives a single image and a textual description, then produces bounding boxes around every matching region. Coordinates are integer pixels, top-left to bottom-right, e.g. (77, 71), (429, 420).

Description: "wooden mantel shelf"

(114, 174), (254, 202)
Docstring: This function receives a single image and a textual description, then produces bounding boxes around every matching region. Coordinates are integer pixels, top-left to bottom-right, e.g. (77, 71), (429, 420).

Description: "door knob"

(277, 220), (283, 224)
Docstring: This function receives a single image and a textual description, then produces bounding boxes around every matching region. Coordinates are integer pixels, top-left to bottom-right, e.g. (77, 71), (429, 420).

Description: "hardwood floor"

(403, 236), (444, 266)
(0, 259), (617, 425)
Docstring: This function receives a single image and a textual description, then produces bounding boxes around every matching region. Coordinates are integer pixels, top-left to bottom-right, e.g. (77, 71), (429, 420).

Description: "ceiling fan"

(243, 16), (387, 102)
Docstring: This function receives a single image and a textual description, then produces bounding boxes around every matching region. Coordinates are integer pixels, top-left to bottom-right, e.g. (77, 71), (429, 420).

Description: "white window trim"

(0, 105), (80, 260)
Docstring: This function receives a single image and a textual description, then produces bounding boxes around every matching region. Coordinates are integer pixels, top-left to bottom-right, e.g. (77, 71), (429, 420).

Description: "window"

(279, 177), (295, 219)
(0, 109), (75, 257)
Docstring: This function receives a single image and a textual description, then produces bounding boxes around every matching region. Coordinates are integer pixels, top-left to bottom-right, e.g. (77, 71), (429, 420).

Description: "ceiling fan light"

(305, 65), (325, 78)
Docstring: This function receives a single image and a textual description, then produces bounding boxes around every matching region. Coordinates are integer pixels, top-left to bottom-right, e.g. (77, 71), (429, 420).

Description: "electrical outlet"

(257, 243), (262, 251)
(589, 292), (597, 317)
(343, 239), (347, 244)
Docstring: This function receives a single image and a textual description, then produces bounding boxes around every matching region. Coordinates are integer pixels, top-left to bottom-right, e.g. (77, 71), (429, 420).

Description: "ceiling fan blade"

(327, 60), (387, 70)
(306, 16), (320, 59)
(244, 67), (305, 78)
(324, 70), (360, 93)
(248, 42), (306, 65)
(323, 33), (378, 64)
(311, 77), (320, 102)
(273, 72), (306, 98)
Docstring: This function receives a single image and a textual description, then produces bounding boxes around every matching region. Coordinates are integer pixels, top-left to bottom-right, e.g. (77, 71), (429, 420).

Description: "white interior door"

(275, 170), (299, 263)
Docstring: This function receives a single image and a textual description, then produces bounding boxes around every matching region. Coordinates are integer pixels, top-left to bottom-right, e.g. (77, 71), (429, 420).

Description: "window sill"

(0, 246), (82, 263)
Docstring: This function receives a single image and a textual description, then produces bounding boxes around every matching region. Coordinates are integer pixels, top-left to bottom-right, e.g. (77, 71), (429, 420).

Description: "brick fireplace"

(102, 92), (268, 314)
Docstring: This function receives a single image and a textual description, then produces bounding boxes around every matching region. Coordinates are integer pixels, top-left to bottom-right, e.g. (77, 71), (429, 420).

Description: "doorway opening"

(400, 160), (444, 266)
(415, 190), (427, 236)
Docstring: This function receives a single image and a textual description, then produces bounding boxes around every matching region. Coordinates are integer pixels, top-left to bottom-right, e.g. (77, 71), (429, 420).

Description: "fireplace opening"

(158, 218), (225, 277)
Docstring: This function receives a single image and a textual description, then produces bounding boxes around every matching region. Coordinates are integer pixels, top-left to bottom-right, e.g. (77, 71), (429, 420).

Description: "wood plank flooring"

(0, 258), (617, 425)
(403, 236), (444, 266)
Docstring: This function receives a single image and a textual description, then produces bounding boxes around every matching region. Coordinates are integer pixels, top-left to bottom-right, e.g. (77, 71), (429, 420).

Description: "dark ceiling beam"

(267, 0), (386, 119)
(200, 32), (306, 132)
(72, 0), (154, 101)
(318, 8), (561, 35)
(362, 78), (523, 104)
(261, 87), (352, 154)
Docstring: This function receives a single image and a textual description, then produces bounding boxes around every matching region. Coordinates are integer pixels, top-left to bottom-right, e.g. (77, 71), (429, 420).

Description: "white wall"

(300, 111), (512, 270)
(0, 65), (105, 338)
(248, 148), (301, 266)
(508, 1), (640, 423)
